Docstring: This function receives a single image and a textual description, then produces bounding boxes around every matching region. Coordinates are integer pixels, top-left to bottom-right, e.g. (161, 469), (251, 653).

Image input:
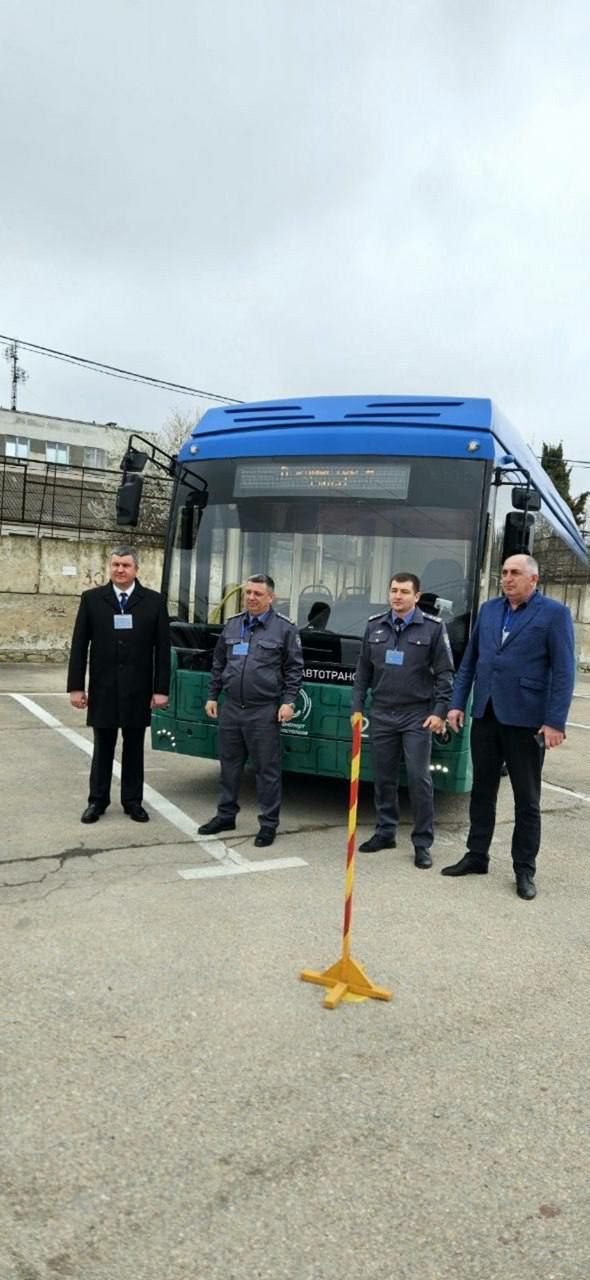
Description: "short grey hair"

(111, 545), (139, 566)
(502, 553), (539, 574)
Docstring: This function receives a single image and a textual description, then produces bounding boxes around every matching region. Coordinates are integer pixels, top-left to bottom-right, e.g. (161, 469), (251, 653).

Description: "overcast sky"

(1, 0), (589, 493)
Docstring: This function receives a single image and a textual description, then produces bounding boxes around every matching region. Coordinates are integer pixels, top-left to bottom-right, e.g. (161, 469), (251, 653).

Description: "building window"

(84, 446), (107, 468)
(5, 436), (30, 459)
(46, 441), (70, 465)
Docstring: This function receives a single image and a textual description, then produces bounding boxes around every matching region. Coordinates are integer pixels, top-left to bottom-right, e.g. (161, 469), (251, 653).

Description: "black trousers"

(88, 726), (146, 809)
(216, 701), (282, 830)
(467, 705), (544, 873)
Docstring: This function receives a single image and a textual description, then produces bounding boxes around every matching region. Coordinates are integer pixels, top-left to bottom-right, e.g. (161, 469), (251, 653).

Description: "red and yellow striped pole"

(300, 712), (392, 1009)
(341, 710), (362, 966)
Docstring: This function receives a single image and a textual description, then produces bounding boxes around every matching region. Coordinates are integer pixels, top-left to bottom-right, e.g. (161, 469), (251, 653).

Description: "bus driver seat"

(420, 559), (466, 615)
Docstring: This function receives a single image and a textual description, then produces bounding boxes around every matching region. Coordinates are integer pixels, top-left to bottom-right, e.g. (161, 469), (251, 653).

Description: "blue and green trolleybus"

(118, 396), (587, 792)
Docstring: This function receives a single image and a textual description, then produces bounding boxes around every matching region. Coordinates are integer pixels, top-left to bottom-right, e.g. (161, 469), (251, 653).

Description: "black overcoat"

(67, 582), (171, 728)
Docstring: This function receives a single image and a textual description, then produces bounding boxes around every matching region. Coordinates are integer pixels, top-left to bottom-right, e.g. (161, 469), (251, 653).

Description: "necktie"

(119, 592), (128, 613)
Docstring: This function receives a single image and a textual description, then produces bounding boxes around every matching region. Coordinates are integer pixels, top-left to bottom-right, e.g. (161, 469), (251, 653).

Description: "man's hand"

(205, 700), (218, 719)
(69, 691), (87, 710)
(447, 709), (464, 733)
(278, 703), (295, 723)
(151, 694), (169, 709)
(423, 714), (445, 733)
(538, 724), (565, 749)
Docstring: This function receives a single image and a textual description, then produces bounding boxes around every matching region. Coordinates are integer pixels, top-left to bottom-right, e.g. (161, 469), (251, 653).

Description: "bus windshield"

(166, 454), (488, 664)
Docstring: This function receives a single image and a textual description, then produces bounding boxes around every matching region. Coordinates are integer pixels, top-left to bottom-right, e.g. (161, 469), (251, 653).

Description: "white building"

(0, 406), (142, 471)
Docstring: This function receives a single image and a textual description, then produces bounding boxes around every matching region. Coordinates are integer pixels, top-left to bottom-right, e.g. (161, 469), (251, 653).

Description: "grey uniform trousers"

(216, 701), (282, 830)
(370, 707), (434, 850)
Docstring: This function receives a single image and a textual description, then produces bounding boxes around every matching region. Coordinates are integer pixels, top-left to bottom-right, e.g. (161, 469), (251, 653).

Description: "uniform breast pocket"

(406, 637), (427, 659)
(257, 640), (281, 663)
(405, 637), (431, 678)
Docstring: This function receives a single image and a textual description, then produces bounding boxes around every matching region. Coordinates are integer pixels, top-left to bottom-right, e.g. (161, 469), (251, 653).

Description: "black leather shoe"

(198, 816), (236, 835)
(441, 853), (488, 876)
(254, 828), (276, 847)
(81, 803), (105, 824)
(359, 835), (396, 852)
(124, 804), (149, 823)
(414, 848), (433, 869)
(516, 873), (537, 900)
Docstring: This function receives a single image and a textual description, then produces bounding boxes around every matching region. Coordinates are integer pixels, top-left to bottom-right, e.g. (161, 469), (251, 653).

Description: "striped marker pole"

(300, 712), (392, 1009)
(342, 709), (362, 965)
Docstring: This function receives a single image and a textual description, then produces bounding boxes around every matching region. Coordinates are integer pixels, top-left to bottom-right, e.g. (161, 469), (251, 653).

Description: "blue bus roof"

(177, 396), (587, 561)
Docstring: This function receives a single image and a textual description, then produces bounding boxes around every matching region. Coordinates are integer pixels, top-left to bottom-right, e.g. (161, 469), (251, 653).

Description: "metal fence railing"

(0, 457), (171, 543)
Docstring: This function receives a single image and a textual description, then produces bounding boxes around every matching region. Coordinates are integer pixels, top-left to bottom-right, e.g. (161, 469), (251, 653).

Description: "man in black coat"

(67, 545), (171, 824)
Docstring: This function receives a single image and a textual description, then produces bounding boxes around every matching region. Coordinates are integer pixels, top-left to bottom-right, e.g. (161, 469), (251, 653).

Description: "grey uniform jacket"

(351, 607), (454, 719)
(208, 608), (304, 708)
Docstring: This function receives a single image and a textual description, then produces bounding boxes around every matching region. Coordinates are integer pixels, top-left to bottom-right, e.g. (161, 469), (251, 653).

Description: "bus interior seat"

(330, 591), (370, 633)
(304, 601), (332, 630)
(420, 559), (466, 610)
(297, 585), (333, 627)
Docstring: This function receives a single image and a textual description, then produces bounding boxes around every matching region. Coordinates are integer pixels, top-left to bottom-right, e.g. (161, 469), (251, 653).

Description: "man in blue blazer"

(442, 554), (575, 899)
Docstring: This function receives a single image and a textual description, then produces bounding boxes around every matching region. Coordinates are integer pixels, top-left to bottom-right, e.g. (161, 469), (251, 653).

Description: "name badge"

(232, 642), (249, 655)
(385, 649), (404, 665)
(114, 614), (133, 630)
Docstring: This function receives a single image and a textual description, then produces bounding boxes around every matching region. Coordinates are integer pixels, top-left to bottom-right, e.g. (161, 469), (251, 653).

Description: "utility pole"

(4, 341), (28, 410)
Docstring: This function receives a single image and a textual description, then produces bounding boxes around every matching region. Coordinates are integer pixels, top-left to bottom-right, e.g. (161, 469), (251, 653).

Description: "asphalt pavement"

(1, 664), (589, 1280)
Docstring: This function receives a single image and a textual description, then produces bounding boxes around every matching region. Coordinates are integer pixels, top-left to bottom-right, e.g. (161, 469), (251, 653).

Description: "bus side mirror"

(116, 474), (143, 526)
(512, 485), (541, 511)
(502, 511), (535, 560)
(120, 447), (149, 474)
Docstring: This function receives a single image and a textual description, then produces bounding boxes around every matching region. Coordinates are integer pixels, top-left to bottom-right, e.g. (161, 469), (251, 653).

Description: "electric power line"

(0, 333), (242, 404)
(2, 342), (588, 461)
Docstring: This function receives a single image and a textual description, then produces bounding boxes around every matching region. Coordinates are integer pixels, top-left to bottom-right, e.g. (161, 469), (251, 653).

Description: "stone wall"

(542, 579), (590, 669)
(0, 534), (164, 661)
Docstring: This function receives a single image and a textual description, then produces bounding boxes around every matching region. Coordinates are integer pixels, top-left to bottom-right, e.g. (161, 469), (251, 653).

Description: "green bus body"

(152, 655), (473, 792)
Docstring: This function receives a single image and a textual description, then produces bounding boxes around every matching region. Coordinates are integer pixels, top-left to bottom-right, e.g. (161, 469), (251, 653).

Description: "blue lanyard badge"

(114, 614), (133, 629)
(234, 616), (256, 655)
(386, 649), (404, 665)
(501, 604), (515, 645)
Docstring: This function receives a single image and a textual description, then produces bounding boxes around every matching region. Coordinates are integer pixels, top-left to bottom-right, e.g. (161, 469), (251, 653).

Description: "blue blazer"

(451, 592), (575, 730)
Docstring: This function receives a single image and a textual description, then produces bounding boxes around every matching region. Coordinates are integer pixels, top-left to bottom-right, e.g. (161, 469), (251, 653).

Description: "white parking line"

(177, 858), (309, 880)
(542, 780), (590, 804)
(9, 695), (307, 879)
(566, 721), (590, 730)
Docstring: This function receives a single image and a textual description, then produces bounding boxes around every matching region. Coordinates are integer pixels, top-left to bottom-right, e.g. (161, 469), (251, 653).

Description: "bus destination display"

(233, 461), (411, 499)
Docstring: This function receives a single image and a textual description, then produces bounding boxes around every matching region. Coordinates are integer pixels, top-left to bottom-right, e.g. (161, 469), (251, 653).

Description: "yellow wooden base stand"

(300, 955), (392, 1010)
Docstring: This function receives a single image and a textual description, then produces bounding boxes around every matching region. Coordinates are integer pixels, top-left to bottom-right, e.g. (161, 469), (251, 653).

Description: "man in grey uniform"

(198, 574), (304, 847)
(352, 573), (454, 867)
